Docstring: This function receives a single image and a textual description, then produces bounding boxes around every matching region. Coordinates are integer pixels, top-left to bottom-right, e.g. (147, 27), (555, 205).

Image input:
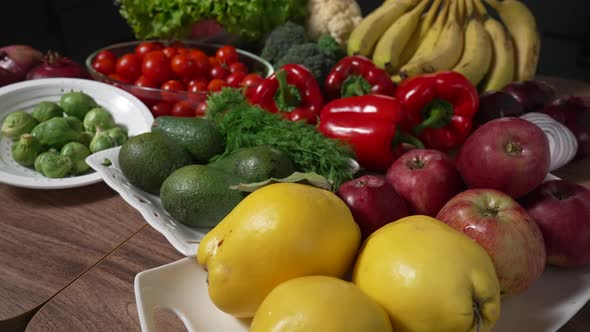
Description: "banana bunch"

(347, 0), (541, 92)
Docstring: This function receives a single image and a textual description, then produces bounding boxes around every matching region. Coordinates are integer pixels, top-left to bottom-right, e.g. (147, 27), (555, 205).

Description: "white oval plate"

(0, 78), (153, 189)
(135, 257), (590, 332)
(86, 147), (206, 256)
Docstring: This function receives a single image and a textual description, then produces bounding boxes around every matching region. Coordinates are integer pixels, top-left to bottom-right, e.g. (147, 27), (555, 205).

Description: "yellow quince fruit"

(353, 215), (501, 332)
(198, 183), (361, 318)
(250, 275), (392, 332)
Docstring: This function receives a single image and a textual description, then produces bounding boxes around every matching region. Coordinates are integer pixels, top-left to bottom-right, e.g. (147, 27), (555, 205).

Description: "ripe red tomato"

(95, 50), (117, 63)
(187, 78), (208, 90)
(170, 54), (197, 79)
(208, 79), (226, 92)
(188, 51), (210, 79)
(135, 42), (163, 59)
(108, 73), (129, 84)
(151, 102), (172, 117)
(161, 80), (186, 103)
(142, 51), (173, 85)
(176, 48), (190, 55)
(162, 47), (178, 59)
(210, 66), (229, 80)
(195, 102), (208, 117)
(116, 53), (142, 82)
(135, 75), (158, 88)
(225, 72), (246, 88)
(229, 62), (248, 75)
(171, 100), (196, 117)
(187, 80), (208, 103)
(92, 58), (116, 76)
(189, 49), (208, 61)
(169, 41), (186, 49)
(216, 45), (239, 65)
(241, 73), (264, 88)
(208, 56), (220, 68)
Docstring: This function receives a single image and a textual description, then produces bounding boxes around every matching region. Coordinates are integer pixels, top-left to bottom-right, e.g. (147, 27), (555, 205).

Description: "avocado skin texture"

(119, 132), (193, 195)
(151, 116), (225, 163)
(208, 146), (295, 183)
(160, 165), (247, 228)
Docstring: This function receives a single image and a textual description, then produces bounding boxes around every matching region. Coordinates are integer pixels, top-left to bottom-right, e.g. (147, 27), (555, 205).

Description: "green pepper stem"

(413, 99), (454, 135)
(392, 130), (424, 149)
(341, 75), (372, 98)
(274, 69), (302, 112)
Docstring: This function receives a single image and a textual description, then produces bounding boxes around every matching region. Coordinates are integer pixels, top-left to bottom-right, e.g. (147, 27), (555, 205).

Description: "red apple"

(456, 117), (550, 199)
(521, 180), (590, 267)
(386, 149), (463, 217)
(437, 188), (546, 294)
(337, 175), (408, 239)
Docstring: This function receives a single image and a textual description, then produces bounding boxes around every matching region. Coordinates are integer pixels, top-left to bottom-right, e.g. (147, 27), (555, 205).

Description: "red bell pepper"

(319, 95), (423, 171)
(394, 71), (479, 150)
(251, 64), (324, 124)
(324, 55), (396, 100)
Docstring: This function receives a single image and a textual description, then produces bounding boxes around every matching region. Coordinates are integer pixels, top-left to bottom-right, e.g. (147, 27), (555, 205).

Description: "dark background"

(1, 0), (589, 82)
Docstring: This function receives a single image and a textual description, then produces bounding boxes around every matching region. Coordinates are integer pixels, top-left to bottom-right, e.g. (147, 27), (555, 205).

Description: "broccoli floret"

(317, 35), (346, 61)
(275, 43), (335, 84)
(260, 22), (307, 65)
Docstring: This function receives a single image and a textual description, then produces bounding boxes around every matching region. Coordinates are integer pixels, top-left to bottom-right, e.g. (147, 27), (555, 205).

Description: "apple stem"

(408, 156), (426, 170)
(504, 142), (523, 155)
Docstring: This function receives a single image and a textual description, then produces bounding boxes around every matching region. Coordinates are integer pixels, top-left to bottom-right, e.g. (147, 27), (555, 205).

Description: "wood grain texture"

(26, 227), (184, 332)
(0, 182), (145, 323)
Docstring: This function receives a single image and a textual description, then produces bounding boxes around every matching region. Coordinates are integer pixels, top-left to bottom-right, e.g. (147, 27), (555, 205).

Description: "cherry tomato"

(161, 80), (186, 103)
(108, 73), (129, 84)
(162, 47), (178, 59)
(151, 102), (172, 117)
(241, 73), (264, 87)
(208, 79), (226, 92)
(225, 72), (246, 88)
(171, 100), (196, 117)
(187, 78), (208, 90)
(176, 47), (190, 55)
(135, 76), (158, 88)
(135, 41), (163, 59)
(216, 45), (239, 65)
(188, 51), (210, 79)
(169, 54), (196, 79)
(195, 102), (208, 117)
(208, 56), (219, 68)
(92, 58), (116, 75)
(116, 53), (142, 82)
(187, 80), (208, 103)
(229, 62), (248, 75)
(95, 50), (117, 63)
(210, 66), (229, 80)
(142, 51), (172, 85)
(189, 49), (208, 61)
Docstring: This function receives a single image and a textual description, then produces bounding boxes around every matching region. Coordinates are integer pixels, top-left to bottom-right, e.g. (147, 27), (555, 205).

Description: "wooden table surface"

(0, 76), (588, 331)
(0, 183), (146, 331)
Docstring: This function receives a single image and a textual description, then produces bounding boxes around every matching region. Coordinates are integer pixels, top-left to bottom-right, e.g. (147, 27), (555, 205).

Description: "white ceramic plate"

(135, 257), (590, 332)
(86, 147), (206, 256)
(0, 78), (153, 189)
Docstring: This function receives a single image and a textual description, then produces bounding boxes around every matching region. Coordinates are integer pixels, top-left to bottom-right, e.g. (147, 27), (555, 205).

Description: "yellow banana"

(372, 0), (431, 72)
(452, 17), (492, 85)
(457, 0), (466, 22)
(465, 0), (475, 19)
(406, 0), (451, 65)
(485, 0), (540, 81)
(347, 0), (419, 57)
(400, 0), (464, 78)
(480, 17), (515, 91)
(399, 0), (443, 66)
(473, 0), (487, 16)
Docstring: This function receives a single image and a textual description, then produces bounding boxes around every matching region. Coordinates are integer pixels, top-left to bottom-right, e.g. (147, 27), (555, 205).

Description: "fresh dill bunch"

(206, 88), (355, 189)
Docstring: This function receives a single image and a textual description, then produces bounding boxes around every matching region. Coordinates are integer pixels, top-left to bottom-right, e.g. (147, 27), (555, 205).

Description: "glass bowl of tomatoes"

(86, 40), (273, 118)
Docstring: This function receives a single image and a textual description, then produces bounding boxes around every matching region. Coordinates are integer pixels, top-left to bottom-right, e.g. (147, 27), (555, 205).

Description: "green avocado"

(208, 145), (295, 183)
(160, 165), (247, 228)
(118, 132), (193, 195)
(151, 116), (225, 163)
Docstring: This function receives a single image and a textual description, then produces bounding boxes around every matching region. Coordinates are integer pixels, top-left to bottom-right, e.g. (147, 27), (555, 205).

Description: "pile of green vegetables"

(116, 0), (307, 41)
(260, 22), (346, 83)
(1, 92), (128, 178)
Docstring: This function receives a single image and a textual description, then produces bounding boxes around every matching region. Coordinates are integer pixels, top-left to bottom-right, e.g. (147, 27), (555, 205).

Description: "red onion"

(26, 51), (88, 80)
(0, 45), (43, 80)
(0, 67), (19, 87)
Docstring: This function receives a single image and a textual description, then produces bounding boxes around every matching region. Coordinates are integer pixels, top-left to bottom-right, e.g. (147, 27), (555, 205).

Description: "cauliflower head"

(305, 0), (363, 45)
